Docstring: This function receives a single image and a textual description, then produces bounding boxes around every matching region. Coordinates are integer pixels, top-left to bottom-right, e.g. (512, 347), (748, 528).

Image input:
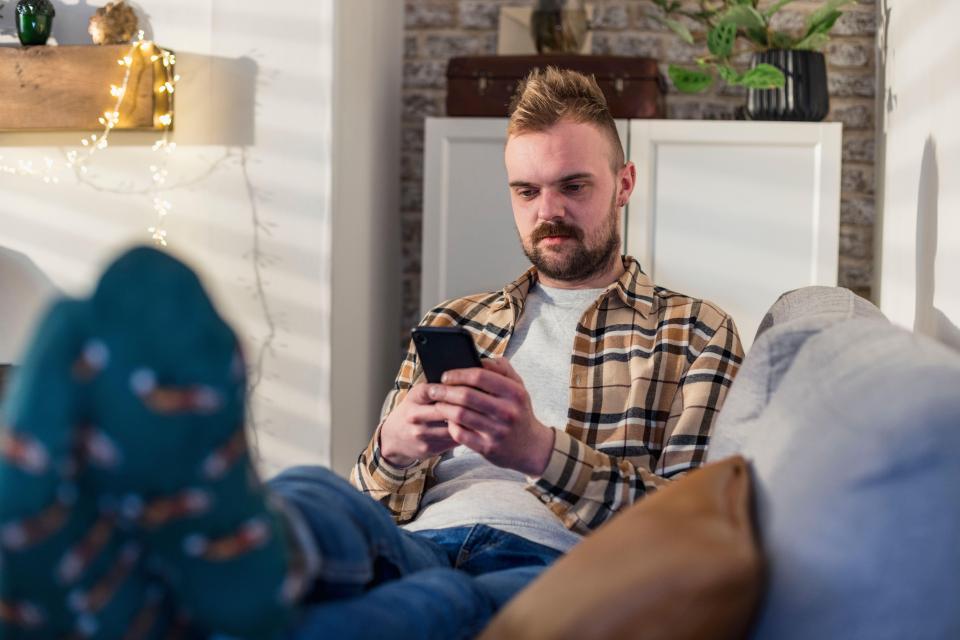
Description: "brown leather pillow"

(478, 456), (764, 640)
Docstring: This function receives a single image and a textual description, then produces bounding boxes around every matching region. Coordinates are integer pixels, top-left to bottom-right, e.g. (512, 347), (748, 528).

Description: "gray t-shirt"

(403, 283), (604, 552)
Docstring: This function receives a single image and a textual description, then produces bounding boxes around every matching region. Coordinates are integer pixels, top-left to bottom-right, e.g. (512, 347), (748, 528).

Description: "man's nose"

(537, 189), (565, 221)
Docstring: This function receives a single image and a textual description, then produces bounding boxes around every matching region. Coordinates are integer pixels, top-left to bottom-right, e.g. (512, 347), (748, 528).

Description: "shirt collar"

(493, 256), (656, 318)
(611, 256), (656, 316)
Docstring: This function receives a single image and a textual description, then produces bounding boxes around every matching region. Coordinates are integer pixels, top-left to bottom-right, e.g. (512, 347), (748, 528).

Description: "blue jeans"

(268, 466), (563, 640)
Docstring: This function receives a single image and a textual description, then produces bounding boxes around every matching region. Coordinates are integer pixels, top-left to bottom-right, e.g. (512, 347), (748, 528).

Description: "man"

(0, 69), (741, 640)
(347, 67), (744, 628)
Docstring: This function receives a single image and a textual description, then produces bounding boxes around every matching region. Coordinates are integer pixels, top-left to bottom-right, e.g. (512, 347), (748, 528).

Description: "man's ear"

(617, 161), (638, 207)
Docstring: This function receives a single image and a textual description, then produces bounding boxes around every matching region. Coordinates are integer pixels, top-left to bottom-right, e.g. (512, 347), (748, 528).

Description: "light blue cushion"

(709, 287), (960, 640)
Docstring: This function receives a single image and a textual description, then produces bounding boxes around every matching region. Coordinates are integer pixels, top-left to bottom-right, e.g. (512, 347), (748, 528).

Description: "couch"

(482, 286), (960, 640)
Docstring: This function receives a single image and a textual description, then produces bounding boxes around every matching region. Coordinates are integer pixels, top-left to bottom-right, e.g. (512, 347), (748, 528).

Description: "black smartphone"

(411, 326), (483, 383)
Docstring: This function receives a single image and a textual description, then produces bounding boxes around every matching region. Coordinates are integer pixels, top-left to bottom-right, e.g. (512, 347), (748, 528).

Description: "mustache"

(530, 221), (583, 243)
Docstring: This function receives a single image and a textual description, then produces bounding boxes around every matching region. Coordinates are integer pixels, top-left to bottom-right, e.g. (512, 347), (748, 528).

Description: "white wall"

(0, 0), (377, 476)
(0, 247), (58, 363)
(877, 0), (960, 350)
(329, 1), (403, 476)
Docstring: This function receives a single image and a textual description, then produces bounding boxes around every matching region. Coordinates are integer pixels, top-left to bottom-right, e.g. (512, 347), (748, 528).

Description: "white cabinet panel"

(627, 121), (841, 348)
(422, 118), (522, 316)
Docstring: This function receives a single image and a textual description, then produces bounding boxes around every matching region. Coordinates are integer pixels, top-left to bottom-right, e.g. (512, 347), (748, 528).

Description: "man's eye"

(518, 189), (538, 199)
(564, 183), (585, 193)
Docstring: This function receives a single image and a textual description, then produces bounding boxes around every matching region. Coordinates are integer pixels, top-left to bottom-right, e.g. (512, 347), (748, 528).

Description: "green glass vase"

(16, 0), (56, 46)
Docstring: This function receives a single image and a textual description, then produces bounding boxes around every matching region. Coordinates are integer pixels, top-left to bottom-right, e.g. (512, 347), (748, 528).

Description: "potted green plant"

(649, 0), (856, 121)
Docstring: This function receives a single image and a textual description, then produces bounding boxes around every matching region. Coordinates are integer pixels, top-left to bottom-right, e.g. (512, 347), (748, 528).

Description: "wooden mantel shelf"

(0, 44), (173, 132)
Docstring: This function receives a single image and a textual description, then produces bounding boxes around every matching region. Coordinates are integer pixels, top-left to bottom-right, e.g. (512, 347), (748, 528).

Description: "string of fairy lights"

(0, 35), (281, 450)
(3, 31), (179, 246)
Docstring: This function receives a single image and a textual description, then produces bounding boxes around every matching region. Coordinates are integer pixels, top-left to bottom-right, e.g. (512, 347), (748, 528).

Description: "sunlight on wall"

(0, 0), (335, 475)
(879, 0), (960, 351)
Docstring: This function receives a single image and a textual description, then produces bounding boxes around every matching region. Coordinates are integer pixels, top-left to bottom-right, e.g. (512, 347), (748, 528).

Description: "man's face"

(505, 120), (635, 284)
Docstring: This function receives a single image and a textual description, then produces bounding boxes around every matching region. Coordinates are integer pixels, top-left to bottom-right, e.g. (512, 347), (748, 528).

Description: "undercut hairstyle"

(507, 66), (625, 171)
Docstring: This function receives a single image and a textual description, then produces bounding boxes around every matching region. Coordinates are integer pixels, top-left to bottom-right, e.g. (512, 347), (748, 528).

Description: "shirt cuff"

(526, 429), (591, 504)
(369, 423), (423, 488)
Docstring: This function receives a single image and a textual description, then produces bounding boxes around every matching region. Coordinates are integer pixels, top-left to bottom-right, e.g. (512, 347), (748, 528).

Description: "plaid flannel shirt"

(351, 257), (744, 534)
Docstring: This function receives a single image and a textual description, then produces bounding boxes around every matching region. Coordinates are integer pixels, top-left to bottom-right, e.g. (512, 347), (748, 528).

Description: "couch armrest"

(754, 286), (884, 342)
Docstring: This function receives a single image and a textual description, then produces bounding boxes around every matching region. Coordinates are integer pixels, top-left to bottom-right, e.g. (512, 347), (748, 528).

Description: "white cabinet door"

(627, 120), (842, 349)
(421, 117), (628, 317)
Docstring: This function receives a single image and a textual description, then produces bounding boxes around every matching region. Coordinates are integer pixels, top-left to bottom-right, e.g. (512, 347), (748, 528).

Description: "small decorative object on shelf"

(530, 0), (590, 54)
(648, 0), (855, 122)
(16, 0), (55, 46)
(88, 0), (139, 45)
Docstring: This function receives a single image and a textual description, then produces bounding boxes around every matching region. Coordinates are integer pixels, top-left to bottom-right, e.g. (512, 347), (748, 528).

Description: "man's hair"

(507, 66), (625, 170)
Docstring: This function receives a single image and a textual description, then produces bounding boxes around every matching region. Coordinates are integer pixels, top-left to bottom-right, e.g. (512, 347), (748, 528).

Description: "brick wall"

(401, 0), (878, 337)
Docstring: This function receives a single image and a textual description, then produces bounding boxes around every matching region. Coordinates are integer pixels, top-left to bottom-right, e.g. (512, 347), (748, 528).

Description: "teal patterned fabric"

(0, 247), (304, 638)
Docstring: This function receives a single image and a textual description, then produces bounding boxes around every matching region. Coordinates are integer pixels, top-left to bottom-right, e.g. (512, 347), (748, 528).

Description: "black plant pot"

(746, 50), (829, 122)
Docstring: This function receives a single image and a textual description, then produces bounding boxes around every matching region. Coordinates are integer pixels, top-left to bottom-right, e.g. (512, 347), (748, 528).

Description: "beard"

(521, 193), (622, 282)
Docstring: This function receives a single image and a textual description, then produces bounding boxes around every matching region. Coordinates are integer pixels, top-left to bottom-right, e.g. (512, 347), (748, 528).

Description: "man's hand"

(429, 358), (556, 477)
(379, 384), (458, 468)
